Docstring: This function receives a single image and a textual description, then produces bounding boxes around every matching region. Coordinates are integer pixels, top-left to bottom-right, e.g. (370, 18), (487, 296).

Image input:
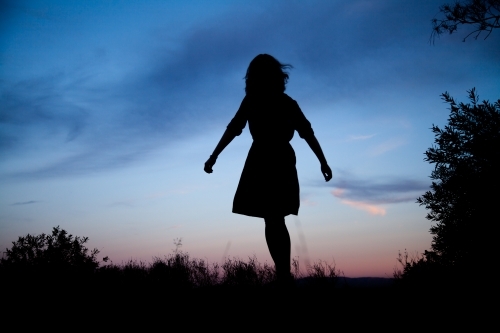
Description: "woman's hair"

(245, 54), (292, 95)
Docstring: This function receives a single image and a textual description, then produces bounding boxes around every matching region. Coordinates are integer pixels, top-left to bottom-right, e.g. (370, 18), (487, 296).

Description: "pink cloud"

(340, 199), (386, 216)
(331, 189), (386, 216)
(332, 188), (345, 197)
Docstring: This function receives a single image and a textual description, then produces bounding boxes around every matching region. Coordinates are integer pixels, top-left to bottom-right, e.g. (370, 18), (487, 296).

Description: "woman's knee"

(264, 216), (285, 227)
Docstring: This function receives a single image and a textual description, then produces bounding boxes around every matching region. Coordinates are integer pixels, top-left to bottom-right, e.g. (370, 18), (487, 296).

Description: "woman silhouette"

(204, 54), (332, 284)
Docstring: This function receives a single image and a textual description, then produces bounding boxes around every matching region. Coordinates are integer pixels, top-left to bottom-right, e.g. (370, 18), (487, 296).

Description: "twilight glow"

(1, 0), (499, 277)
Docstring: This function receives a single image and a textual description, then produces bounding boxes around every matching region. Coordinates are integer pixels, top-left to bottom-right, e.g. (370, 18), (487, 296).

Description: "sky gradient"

(1, 0), (499, 277)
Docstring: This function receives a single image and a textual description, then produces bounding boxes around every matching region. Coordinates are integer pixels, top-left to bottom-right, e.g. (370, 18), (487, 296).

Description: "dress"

(226, 93), (315, 218)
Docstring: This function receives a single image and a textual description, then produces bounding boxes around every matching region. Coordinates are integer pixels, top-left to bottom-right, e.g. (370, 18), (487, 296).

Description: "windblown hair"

(245, 54), (292, 95)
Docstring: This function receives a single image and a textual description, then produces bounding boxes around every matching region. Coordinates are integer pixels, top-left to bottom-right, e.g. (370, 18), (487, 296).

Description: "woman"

(204, 54), (332, 283)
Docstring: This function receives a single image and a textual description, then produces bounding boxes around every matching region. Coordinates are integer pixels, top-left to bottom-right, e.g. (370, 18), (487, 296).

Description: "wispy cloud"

(347, 134), (376, 141)
(337, 198), (386, 216)
(11, 200), (39, 206)
(369, 139), (406, 156)
(2, 0), (498, 180)
(6, 149), (149, 180)
(331, 188), (385, 215)
(315, 171), (428, 215)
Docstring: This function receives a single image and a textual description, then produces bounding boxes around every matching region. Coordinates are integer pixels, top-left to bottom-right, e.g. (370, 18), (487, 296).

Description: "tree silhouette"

(431, 0), (500, 42)
(417, 89), (499, 273)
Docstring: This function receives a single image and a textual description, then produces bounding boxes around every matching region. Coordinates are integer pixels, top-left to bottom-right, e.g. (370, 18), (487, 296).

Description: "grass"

(2, 248), (474, 325)
(90, 251), (343, 290)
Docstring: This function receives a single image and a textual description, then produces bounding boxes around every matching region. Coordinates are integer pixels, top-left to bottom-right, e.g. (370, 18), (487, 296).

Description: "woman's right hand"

(321, 163), (332, 182)
(204, 155), (217, 174)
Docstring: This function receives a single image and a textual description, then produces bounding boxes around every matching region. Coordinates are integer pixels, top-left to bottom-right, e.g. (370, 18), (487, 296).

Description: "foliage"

(415, 89), (499, 275)
(393, 249), (444, 287)
(431, 0), (500, 42)
(1, 226), (100, 276)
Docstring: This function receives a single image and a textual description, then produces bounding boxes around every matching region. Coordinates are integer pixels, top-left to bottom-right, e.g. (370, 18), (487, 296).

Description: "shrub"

(1, 226), (99, 274)
(393, 249), (450, 289)
(398, 89), (500, 287)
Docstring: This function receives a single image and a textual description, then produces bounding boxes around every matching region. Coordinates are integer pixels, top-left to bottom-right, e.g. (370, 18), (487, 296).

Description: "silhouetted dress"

(226, 93), (314, 218)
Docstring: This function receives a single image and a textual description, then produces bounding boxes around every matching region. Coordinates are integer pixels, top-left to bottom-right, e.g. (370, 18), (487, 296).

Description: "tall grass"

(96, 252), (280, 289)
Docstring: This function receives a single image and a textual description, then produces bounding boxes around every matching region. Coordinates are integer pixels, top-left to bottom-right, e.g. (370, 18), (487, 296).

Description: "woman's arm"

(304, 134), (332, 181)
(204, 128), (237, 174)
(290, 98), (331, 181)
(205, 97), (248, 173)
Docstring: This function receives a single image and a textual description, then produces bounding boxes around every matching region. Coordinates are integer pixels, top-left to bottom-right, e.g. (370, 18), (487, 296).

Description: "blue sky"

(1, 0), (499, 276)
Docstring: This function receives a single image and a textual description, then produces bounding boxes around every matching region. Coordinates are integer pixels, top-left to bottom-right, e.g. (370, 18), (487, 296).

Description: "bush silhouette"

(1, 226), (100, 282)
(398, 89), (499, 287)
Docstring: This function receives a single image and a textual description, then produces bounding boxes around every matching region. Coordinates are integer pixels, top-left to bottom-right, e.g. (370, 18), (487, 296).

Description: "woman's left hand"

(321, 163), (332, 182)
(204, 155), (217, 174)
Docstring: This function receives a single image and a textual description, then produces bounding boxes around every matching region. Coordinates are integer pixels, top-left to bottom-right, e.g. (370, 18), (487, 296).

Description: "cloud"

(10, 200), (39, 206)
(337, 199), (386, 216)
(331, 188), (345, 197)
(331, 188), (385, 215)
(318, 171), (428, 207)
(2, 0), (498, 180)
(0, 69), (180, 179)
(369, 139), (406, 156)
(5, 148), (150, 180)
(347, 134), (376, 141)
(0, 74), (89, 149)
(328, 173), (427, 215)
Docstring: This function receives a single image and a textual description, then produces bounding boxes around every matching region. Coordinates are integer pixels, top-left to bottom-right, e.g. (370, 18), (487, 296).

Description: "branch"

(430, 0), (500, 43)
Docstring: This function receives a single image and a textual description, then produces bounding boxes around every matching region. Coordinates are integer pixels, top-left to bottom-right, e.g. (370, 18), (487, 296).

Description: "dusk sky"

(1, 0), (498, 277)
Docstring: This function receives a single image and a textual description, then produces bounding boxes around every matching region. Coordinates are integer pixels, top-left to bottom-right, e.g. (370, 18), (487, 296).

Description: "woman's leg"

(264, 216), (291, 279)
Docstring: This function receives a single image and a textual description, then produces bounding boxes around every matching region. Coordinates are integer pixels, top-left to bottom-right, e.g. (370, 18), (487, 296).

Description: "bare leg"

(264, 216), (291, 280)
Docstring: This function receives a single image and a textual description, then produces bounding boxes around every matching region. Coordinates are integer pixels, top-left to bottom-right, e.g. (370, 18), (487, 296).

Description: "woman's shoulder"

(243, 93), (298, 108)
(282, 93), (299, 105)
(281, 93), (301, 110)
